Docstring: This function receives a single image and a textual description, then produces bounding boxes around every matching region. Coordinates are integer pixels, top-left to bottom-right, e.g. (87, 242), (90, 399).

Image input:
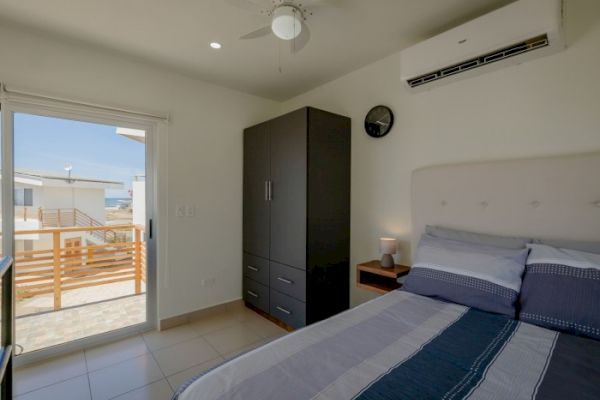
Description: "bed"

(174, 153), (600, 400)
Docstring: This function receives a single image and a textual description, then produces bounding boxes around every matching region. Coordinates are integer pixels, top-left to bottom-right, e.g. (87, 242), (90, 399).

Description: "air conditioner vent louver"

(407, 34), (549, 88)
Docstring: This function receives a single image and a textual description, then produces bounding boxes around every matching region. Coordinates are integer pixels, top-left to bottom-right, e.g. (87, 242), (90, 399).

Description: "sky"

(13, 113), (145, 198)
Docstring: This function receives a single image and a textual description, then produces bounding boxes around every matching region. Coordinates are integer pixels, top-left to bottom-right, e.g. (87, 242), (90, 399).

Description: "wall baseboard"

(159, 298), (244, 331)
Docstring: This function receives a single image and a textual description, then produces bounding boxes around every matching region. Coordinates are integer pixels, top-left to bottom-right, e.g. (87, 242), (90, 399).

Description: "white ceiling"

(0, 0), (514, 100)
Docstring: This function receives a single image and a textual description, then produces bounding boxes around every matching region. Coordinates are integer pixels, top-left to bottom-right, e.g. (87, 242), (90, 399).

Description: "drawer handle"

(277, 277), (293, 285)
(276, 306), (292, 315)
(246, 290), (259, 298)
(246, 265), (259, 272)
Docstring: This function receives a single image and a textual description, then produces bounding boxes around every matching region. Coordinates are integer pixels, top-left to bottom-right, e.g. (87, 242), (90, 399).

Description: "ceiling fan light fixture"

(271, 6), (302, 40)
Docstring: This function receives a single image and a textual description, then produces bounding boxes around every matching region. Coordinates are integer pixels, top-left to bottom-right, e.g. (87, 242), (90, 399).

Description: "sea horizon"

(105, 197), (131, 207)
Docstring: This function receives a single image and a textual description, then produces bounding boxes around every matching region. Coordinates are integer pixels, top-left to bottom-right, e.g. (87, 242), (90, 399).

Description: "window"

(23, 240), (33, 252)
(14, 188), (33, 206)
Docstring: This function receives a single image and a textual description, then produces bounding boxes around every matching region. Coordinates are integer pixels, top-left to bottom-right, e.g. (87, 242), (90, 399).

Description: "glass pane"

(14, 113), (147, 354)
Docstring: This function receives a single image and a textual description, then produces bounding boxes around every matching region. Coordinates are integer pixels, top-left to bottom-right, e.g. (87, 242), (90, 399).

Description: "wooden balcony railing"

(14, 224), (145, 311)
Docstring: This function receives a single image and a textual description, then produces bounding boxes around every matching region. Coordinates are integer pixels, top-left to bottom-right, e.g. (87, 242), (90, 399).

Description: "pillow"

(519, 244), (600, 340)
(532, 238), (600, 255)
(403, 234), (528, 317)
(425, 225), (531, 249)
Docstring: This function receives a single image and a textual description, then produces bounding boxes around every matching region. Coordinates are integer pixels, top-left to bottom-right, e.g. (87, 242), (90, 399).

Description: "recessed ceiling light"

(210, 42), (222, 49)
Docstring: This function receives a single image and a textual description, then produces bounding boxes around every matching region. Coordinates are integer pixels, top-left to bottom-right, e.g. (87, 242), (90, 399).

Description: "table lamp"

(380, 237), (397, 268)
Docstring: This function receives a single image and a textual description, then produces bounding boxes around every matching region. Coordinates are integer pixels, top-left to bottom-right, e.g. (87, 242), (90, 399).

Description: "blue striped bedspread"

(174, 291), (600, 400)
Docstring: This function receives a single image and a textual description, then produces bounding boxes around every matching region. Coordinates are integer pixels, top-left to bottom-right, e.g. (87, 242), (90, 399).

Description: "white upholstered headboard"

(411, 152), (600, 253)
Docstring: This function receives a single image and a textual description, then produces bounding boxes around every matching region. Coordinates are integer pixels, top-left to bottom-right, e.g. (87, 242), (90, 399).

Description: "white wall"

(0, 23), (278, 320)
(41, 187), (106, 223)
(132, 181), (146, 228)
(279, 0), (600, 306)
(13, 182), (41, 235)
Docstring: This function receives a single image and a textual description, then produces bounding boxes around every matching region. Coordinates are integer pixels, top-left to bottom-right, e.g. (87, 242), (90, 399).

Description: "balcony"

(13, 224), (147, 353)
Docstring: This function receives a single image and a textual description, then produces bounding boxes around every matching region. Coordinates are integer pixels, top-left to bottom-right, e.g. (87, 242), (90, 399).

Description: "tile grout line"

(14, 351), (89, 397)
(163, 355), (224, 393)
(141, 325), (202, 353)
(200, 333), (224, 358)
(85, 335), (150, 373)
(98, 349), (164, 400)
(107, 376), (166, 400)
(83, 350), (94, 399)
(101, 334), (161, 399)
(143, 333), (177, 396)
(146, 340), (167, 380)
(14, 372), (90, 397)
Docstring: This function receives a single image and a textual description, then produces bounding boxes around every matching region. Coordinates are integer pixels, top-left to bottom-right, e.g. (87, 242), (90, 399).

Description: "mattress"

(174, 290), (599, 400)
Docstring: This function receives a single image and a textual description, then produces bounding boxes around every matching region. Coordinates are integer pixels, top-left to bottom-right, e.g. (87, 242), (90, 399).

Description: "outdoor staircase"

(39, 208), (124, 243)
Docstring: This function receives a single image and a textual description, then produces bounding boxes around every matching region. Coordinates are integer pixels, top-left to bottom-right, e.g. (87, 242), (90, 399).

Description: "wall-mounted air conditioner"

(400, 0), (565, 92)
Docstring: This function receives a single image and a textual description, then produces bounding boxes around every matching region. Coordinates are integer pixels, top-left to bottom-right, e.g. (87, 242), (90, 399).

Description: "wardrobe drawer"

(243, 253), (269, 286)
(270, 262), (306, 302)
(243, 277), (269, 313)
(270, 289), (306, 329)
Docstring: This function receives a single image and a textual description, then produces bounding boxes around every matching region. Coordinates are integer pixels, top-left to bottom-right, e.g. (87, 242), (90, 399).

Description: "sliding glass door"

(0, 93), (158, 364)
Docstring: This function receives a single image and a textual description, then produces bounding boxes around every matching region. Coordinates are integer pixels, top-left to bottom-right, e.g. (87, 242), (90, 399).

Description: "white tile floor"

(15, 305), (288, 400)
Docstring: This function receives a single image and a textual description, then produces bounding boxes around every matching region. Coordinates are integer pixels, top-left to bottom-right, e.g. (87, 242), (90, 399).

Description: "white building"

(131, 176), (145, 228)
(10, 170), (123, 252)
(116, 127), (146, 229)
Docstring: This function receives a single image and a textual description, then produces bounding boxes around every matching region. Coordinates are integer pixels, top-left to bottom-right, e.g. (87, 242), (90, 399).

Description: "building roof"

(116, 127), (145, 144)
(11, 170), (123, 190)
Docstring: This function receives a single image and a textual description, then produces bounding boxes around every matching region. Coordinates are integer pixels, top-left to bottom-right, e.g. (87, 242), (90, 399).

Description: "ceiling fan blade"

(240, 25), (272, 39)
(224, 0), (265, 14)
(298, 0), (341, 7)
(291, 21), (311, 54)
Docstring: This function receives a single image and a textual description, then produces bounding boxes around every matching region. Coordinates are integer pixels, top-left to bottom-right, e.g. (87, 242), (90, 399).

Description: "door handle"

(264, 181), (269, 201)
(277, 277), (293, 285)
(268, 180), (273, 201)
(276, 306), (291, 315)
(247, 265), (259, 272)
(246, 290), (259, 298)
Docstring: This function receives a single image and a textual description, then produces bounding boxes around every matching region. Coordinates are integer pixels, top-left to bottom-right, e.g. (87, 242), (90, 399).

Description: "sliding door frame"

(1, 90), (162, 367)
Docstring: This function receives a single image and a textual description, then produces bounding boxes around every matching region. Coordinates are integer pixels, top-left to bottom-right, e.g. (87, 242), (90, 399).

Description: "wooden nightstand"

(356, 260), (411, 295)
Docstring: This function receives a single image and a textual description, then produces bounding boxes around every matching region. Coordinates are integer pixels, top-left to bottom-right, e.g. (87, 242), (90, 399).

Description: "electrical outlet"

(175, 206), (185, 217)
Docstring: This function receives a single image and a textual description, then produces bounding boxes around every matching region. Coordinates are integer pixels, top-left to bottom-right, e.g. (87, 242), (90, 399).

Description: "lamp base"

(380, 254), (395, 268)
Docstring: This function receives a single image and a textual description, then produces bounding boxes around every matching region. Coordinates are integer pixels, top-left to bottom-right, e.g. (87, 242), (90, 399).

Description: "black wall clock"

(364, 105), (394, 138)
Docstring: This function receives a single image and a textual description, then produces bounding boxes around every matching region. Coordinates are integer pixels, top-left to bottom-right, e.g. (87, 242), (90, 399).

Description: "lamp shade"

(379, 238), (397, 254)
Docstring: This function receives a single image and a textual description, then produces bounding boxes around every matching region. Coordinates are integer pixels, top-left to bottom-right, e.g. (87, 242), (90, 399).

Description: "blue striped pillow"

(403, 234), (528, 317)
(519, 244), (600, 340)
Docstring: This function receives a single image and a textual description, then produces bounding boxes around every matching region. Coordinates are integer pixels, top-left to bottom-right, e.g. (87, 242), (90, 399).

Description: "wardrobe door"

(269, 108), (307, 269)
(243, 122), (270, 259)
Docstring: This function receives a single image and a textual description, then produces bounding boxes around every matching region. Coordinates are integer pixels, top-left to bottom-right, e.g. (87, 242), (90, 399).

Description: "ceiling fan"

(224, 0), (322, 54)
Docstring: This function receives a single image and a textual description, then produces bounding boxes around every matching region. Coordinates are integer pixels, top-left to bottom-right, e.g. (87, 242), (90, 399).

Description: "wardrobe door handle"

(268, 181), (273, 201)
(264, 181), (269, 201)
(246, 290), (259, 298)
(277, 277), (293, 285)
(246, 265), (259, 272)
(276, 306), (291, 315)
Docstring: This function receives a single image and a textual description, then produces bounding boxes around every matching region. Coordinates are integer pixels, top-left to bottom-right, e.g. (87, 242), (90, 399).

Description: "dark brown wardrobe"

(242, 107), (350, 328)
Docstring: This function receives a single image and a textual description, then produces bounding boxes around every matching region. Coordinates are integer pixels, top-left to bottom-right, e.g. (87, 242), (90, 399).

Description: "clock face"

(364, 106), (394, 138)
